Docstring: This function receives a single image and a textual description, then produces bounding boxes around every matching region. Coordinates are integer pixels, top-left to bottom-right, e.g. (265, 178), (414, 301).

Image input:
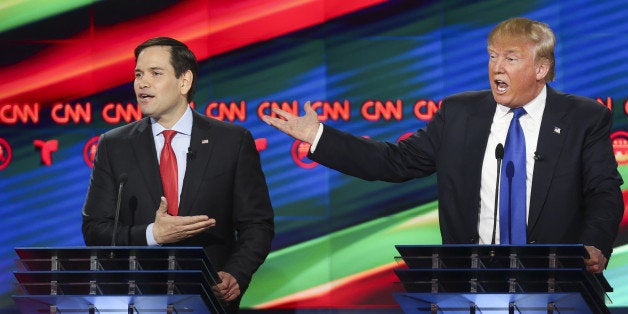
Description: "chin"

(492, 93), (508, 105)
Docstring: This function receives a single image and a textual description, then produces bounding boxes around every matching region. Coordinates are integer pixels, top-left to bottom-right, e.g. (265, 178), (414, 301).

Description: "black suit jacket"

(82, 110), (274, 292)
(310, 86), (623, 258)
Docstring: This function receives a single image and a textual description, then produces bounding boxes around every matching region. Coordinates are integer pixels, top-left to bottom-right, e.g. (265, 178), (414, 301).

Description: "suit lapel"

(465, 94), (497, 185)
(178, 111), (217, 215)
(130, 118), (163, 207)
(528, 87), (570, 230)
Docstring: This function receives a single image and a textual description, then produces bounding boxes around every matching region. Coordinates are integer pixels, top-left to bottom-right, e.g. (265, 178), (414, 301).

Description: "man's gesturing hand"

(262, 101), (320, 144)
(153, 196), (216, 244)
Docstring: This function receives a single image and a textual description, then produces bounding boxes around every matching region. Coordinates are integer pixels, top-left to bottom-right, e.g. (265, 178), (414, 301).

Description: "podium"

(12, 246), (226, 313)
(393, 244), (612, 313)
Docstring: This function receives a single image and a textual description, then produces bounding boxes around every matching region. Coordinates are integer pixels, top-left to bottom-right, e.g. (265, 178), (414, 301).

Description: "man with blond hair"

(263, 17), (624, 273)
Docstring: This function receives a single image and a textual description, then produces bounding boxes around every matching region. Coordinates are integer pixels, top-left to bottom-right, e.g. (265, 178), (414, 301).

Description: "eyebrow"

(135, 66), (166, 72)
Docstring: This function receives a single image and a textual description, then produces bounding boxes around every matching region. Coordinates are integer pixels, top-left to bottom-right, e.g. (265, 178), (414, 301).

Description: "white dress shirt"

(146, 105), (193, 245)
(478, 86), (546, 244)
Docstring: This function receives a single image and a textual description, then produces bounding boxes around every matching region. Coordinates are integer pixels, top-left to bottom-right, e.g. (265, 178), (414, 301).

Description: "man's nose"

(492, 58), (505, 73)
(136, 76), (149, 88)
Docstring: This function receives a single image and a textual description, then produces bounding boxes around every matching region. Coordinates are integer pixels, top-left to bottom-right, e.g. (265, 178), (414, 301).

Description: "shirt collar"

(495, 85), (547, 123)
(151, 105), (194, 137)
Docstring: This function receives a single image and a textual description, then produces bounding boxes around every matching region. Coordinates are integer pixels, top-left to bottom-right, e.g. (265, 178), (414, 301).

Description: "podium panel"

(394, 292), (591, 313)
(393, 244), (612, 314)
(12, 246), (226, 314)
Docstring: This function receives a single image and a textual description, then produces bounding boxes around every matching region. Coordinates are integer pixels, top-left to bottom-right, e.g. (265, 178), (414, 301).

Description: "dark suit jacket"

(82, 110), (274, 292)
(310, 86), (623, 258)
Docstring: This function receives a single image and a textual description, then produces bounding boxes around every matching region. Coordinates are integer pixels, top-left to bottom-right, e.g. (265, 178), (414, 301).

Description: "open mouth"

(494, 80), (509, 94)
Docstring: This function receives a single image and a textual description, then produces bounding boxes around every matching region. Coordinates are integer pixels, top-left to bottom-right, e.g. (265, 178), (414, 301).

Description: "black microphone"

(534, 152), (543, 161)
(187, 147), (196, 161)
(491, 144), (504, 247)
(110, 173), (128, 253)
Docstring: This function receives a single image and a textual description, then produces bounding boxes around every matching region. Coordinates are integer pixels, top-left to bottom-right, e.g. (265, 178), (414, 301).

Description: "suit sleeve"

(222, 130), (274, 292)
(309, 106), (445, 182)
(578, 107), (624, 258)
(81, 132), (149, 246)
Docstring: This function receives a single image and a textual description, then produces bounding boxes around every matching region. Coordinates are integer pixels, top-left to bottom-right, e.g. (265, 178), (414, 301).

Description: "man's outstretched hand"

(262, 101), (320, 143)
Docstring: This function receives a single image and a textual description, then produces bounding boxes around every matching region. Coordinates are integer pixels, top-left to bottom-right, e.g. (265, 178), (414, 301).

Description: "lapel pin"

(553, 126), (561, 134)
(202, 139), (209, 144)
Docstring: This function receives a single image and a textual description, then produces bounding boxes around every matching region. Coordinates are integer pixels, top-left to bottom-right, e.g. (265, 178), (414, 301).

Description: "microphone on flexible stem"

(110, 173), (128, 258)
(491, 144), (504, 257)
(187, 147), (196, 161)
(534, 152), (543, 161)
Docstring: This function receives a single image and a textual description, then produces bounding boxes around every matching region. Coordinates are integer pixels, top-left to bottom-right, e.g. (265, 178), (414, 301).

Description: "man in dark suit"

(82, 37), (274, 311)
(263, 17), (624, 273)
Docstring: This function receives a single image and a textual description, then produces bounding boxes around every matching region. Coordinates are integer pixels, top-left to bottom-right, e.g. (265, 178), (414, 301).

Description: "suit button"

(469, 237), (476, 243)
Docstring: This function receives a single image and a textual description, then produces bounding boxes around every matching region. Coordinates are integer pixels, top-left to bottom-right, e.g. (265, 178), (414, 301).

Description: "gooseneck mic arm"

(491, 144), (504, 245)
(111, 173), (128, 248)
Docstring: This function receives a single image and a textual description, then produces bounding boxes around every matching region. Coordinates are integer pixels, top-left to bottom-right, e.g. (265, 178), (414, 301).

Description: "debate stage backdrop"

(2, 0), (628, 311)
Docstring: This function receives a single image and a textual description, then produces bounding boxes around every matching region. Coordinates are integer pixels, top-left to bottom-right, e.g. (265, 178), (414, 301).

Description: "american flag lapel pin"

(202, 139), (209, 144)
(553, 126), (561, 134)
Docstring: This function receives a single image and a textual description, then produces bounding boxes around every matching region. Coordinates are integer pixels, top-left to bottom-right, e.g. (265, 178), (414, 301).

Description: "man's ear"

(535, 58), (550, 81)
(180, 70), (193, 94)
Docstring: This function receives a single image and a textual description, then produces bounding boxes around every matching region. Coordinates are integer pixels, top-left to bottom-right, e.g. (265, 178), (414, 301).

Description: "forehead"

(135, 46), (173, 70)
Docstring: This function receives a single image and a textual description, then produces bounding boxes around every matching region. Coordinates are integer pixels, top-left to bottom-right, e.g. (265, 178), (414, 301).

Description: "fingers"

(264, 101), (319, 143)
(154, 219), (213, 244)
(261, 100), (312, 125)
(273, 107), (297, 121)
(153, 199), (215, 244)
(584, 245), (607, 274)
(213, 271), (241, 302)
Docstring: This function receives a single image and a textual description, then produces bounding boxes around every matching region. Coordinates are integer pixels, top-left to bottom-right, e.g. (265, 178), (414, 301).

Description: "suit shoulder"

(194, 112), (251, 136)
(440, 90), (494, 113)
(443, 90), (493, 105)
(100, 118), (150, 141)
(552, 90), (610, 115)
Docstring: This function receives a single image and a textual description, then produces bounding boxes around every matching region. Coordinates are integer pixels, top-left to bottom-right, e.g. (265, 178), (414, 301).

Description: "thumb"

(157, 196), (169, 215)
(304, 101), (314, 115)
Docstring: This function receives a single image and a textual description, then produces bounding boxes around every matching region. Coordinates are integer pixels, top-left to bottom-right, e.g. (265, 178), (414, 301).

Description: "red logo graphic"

(611, 131), (628, 165)
(254, 138), (268, 152)
(397, 132), (413, 142)
(291, 140), (318, 169)
(83, 135), (100, 168)
(33, 139), (58, 166)
(0, 137), (12, 170)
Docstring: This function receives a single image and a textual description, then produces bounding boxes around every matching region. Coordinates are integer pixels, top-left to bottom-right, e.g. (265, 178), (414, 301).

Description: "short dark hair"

(134, 37), (199, 102)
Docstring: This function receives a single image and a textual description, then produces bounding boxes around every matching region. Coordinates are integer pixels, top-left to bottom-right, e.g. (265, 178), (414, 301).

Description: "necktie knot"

(512, 107), (526, 120)
(162, 130), (176, 144)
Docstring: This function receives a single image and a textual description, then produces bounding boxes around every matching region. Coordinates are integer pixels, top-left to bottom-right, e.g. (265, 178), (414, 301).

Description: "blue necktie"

(500, 107), (527, 244)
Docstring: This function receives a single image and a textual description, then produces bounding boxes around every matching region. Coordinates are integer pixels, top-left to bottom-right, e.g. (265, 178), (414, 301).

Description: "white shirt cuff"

(146, 223), (159, 246)
(309, 123), (324, 153)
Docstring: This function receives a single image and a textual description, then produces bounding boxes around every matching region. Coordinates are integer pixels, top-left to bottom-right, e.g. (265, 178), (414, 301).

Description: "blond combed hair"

(488, 17), (556, 82)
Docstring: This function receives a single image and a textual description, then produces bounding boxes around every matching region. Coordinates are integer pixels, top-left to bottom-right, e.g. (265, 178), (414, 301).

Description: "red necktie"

(160, 130), (178, 215)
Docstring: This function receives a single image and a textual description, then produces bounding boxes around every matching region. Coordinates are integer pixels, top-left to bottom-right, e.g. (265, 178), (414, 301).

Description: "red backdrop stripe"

(0, 0), (386, 103)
